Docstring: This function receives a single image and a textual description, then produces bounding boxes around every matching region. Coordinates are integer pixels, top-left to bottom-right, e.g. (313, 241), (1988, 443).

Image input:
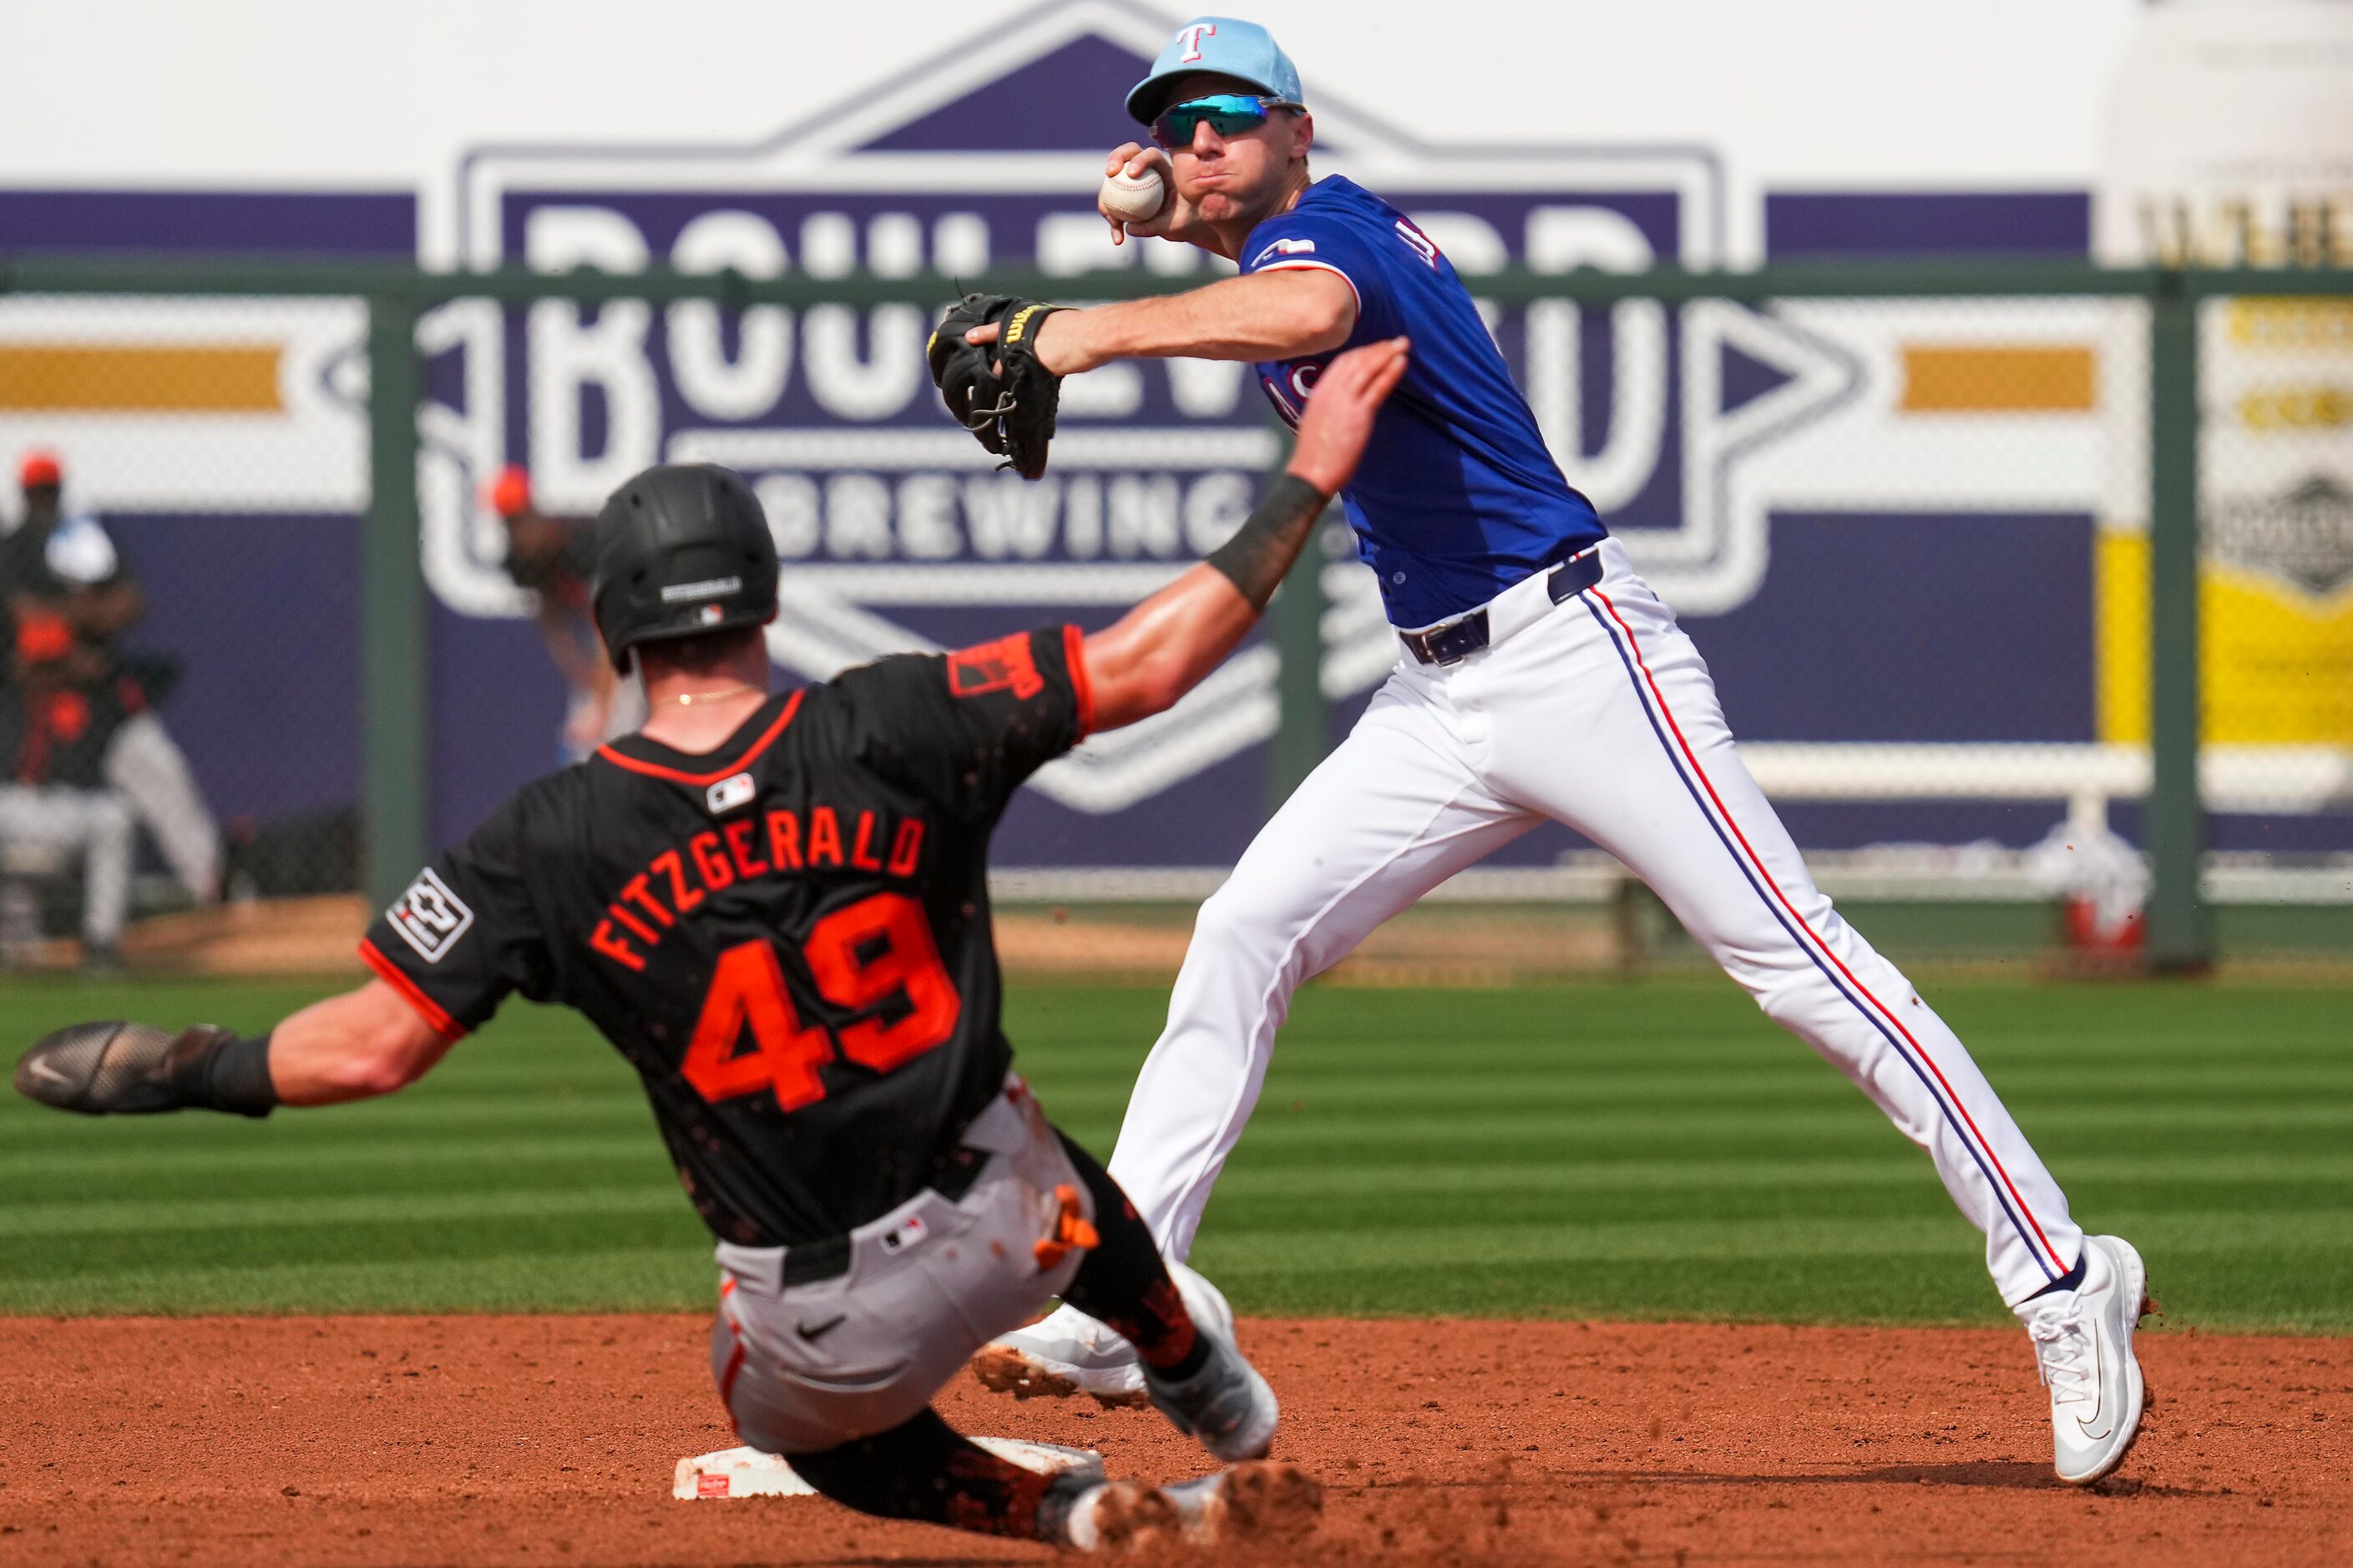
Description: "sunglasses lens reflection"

(1151, 94), (1275, 148)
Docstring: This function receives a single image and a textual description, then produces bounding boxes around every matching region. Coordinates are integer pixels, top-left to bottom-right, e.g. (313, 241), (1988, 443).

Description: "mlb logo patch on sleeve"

(388, 867), (475, 963)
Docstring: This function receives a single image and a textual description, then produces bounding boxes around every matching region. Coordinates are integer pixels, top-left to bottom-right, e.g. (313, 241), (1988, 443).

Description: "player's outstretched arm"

(261, 983), (459, 1104)
(14, 979), (457, 1118)
(1081, 336), (1407, 731)
(965, 267), (1357, 374)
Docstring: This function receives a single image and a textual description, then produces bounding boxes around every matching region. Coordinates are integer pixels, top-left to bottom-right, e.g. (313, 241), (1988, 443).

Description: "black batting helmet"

(592, 463), (779, 673)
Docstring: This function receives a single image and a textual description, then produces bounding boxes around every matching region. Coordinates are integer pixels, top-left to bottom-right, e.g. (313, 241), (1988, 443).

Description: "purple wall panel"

(104, 513), (362, 824)
(1764, 191), (2089, 259)
(0, 190), (414, 255)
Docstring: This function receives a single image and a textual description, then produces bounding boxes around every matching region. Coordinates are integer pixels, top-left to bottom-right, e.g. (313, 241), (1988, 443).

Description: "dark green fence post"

(363, 291), (428, 912)
(2145, 271), (2210, 972)
(1268, 529), (1329, 810)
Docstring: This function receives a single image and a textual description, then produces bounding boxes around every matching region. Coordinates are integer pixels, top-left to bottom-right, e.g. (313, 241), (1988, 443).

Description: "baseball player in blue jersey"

(959, 17), (2150, 1485)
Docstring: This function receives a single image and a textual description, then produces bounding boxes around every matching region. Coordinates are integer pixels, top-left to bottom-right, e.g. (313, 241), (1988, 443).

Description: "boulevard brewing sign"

(417, 0), (1855, 812)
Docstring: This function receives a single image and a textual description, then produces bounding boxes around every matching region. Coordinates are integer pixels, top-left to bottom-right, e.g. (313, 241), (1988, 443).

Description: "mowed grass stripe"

(981, 1067), (2353, 1115)
(3, 978), (2351, 1328)
(1202, 1176), (2353, 1227)
(0, 1249), (716, 1315)
(1187, 1230), (2353, 1332)
(12, 1165), (2347, 1247)
(0, 1100), (664, 1140)
(1188, 1209), (2353, 1271)
(0, 1133), (670, 1182)
(8, 1211), (709, 1281)
(1000, 1103), (2353, 1147)
(14, 1099), (2345, 1190)
(1203, 1252), (2353, 1330)
(16, 1216), (2342, 1325)
(1216, 1152), (2353, 1192)
(9, 1145), (2345, 1215)
(0, 1185), (691, 1240)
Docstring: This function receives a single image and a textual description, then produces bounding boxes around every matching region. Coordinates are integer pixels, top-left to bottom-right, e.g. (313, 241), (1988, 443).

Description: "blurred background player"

(0, 451), (219, 963)
(3, 452), (142, 665)
(0, 653), (136, 969)
(486, 464), (646, 760)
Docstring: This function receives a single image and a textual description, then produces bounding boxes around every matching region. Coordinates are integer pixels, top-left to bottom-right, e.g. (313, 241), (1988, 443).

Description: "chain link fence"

(0, 293), (365, 969)
(0, 260), (2345, 971)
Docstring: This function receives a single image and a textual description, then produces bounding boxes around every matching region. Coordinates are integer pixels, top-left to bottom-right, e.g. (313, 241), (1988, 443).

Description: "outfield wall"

(3, 0), (2345, 884)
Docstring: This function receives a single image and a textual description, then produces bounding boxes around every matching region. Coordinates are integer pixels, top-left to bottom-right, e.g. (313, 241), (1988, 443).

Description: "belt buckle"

(1427, 609), (1488, 665)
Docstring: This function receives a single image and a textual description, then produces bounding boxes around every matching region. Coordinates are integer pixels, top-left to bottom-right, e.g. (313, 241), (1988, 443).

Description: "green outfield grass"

(2, 975), (2348, 1330)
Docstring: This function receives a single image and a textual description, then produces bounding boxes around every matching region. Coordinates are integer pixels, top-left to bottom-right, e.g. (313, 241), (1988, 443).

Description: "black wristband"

(205, 1034), (279, 1118)
(1204, 473), (1331, 611)
(167, 1027), (278, 1118)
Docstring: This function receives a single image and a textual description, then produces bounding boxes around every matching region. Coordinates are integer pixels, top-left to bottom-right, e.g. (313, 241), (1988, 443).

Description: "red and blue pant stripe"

(1580, 588), (2071, 1285)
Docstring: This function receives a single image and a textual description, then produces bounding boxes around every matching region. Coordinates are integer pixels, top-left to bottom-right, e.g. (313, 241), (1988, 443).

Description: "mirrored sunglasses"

(1149, 93), (1303, 150)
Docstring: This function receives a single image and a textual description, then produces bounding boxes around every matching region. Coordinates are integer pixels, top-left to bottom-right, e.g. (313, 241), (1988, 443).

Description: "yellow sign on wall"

(2097, 528), (2353, 743)
(2094, 3), (2353, 751)
(2099, 294), (2353, 746)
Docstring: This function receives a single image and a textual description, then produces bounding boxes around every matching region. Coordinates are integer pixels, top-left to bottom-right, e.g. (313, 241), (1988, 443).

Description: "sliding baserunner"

(954, 16), (2149, 1485)
(13, 338), (1409, 1547)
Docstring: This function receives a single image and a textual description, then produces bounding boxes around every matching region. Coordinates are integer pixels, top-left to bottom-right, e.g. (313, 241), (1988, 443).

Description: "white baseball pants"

(1107, 539), (2083, 1308)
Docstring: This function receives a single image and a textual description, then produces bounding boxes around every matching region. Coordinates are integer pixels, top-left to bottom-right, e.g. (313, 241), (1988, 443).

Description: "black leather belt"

(1399, 549), (1604, 667)
(782, 1232), (853, 1285)
(777, 1139), (992, 1285)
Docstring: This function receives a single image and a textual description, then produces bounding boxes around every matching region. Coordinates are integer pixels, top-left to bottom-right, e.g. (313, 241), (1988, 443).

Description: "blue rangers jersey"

(1241, 175), (1607, 630)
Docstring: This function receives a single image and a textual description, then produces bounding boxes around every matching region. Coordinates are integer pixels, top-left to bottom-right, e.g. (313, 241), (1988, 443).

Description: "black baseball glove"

(927, 294), (1067, 480)
(15, 1022), (271, 1116)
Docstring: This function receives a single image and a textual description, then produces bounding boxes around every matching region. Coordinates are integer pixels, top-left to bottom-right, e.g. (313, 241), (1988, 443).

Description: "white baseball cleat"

(972, 1300), (1149, 1405)
(2018, 1233), (2151, 1485)
(973, 1258), (1228, 1407)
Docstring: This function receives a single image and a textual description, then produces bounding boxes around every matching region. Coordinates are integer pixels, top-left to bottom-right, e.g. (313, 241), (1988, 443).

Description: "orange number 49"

(681, 891), (961, 1111)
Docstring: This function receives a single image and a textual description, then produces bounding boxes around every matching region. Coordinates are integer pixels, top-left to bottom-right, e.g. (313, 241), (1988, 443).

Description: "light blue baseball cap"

(1126, 16), (1304, 124)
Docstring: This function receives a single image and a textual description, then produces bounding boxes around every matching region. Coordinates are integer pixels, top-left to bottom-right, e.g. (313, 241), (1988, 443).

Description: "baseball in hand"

(1100, 165), (1167, 225)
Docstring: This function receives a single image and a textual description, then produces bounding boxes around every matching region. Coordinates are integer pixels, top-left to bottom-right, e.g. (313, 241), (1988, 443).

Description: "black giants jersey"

(361, 626), (1093, 1247)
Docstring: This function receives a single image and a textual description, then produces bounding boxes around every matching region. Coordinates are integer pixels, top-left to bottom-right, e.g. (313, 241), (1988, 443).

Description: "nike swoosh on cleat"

(796, 1314), (848, 1343)
(2073, 1318), (2116, 1441)
(26, 1057), (70, 1085)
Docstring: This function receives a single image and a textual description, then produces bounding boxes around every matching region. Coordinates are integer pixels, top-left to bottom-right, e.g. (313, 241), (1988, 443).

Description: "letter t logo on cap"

(1176, 21), (1216, 62)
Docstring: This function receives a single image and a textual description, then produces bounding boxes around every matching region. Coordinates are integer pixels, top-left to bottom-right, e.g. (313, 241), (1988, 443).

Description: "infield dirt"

(3, 1315), (2345, 1566)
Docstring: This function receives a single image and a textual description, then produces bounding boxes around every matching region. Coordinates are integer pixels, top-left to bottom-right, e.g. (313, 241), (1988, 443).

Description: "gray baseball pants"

(0, 784), (132, 947)
(710, 1080), (1091, 1454)
(104, 712), (221, 903)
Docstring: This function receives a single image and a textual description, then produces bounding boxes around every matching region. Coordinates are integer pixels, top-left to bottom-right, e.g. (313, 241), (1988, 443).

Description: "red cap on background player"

(487, 464), (532, 519)
(19, 450), (63, 490)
